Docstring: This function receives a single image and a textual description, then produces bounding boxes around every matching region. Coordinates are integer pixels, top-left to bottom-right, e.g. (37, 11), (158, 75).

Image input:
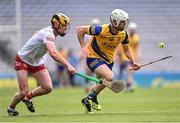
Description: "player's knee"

(19, 90), (29, 97)
(105, 74), (114, 82)
(44, 86), (52, 94)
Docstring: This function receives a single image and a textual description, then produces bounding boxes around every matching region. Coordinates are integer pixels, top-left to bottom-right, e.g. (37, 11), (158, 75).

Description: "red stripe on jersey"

(46, 36), (55, 42)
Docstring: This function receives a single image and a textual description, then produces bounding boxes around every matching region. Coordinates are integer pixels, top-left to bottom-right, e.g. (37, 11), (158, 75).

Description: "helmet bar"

(51, 13), (70, 36)
(110, 9), (129, 29)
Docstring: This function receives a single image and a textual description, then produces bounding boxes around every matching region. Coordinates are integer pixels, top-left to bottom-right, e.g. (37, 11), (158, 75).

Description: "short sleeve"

(88, 25), (102, 35)
(121, 31), (129, 45)
(44, 35), (55, 44)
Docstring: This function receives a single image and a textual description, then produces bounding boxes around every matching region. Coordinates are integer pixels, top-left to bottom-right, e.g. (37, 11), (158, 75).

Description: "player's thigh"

(16, 70), (29, 91)
(86, 67), (92, 75)
(94, 64), (114, 81)
(32, 69), (52, 89)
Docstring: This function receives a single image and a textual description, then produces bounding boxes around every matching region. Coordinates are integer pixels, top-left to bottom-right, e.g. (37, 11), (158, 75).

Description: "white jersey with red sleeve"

(18, 26), (56, 66)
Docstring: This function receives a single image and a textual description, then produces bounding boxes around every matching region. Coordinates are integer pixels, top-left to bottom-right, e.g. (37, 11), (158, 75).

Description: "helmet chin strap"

(116, 27), (124, 31)
(59, 33), (66, 37)
(111, 23), (124, 32)
(110, 18), (124, 32)
(54, 26), (66, 37)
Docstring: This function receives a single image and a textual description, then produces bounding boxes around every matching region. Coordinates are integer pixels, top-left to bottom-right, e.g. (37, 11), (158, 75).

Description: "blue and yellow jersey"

(118, 34), (140, 62)
(87, 24), (129, 64)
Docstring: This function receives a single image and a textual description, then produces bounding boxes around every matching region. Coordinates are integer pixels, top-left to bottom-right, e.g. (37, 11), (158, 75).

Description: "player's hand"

(131, 62), (141, 71)
(81, 47), (89, 59)
(67, 64), (76, 74)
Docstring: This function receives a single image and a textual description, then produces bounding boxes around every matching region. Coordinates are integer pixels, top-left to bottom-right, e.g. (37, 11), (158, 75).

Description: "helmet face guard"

(51, 13), (70, 36)
(55, 23), (70, 37)
(110, 9), (129, 31)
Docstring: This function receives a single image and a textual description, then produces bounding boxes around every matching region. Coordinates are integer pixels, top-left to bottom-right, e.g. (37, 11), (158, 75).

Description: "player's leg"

(82, 64), (114, 112)
(7, 70), (29, 116)
(126, 63), (135, 92)
(84, 67), (94, 93)
(119, 61), (126, 80)
(81, 58), (114, 113)
(23, 69), (52, 112)
(86, 64), (114, 110)
(29, 69), (53, 97)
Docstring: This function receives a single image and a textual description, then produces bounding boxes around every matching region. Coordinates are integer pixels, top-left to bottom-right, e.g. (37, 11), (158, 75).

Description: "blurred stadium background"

(0, 0), (180, 122)
(0, 0), (180, 87)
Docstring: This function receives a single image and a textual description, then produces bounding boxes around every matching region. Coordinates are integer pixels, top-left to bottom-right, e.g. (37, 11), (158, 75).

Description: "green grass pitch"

(0, 87), (180, 122)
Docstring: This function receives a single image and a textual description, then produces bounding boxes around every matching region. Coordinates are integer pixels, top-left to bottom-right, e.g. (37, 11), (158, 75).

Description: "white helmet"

(110, 9), (129, 28)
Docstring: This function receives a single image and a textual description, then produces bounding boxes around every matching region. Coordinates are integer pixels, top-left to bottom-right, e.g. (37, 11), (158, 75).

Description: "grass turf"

(0, 87), (180, 122)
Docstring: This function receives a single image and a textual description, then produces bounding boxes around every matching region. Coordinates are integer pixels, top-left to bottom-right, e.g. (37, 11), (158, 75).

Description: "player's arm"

(76, 25), (102, 58)
(114, 45), (121, 63)
(45, 39), (76, 74)
(76, 25), (89, 58)
(76, 25), (89, 48)
(123, 45), (140, 70)
(122, 44), (135, 63)
(77, 25), (102, 47)
(121, 32), (140, 70)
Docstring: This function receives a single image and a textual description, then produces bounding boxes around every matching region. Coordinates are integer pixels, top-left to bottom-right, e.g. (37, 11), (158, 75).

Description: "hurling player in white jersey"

(7, 13), (76, 116)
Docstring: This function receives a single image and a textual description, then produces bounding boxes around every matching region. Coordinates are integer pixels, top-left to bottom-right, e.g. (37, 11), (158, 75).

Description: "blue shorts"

(86, 58), (114, 72)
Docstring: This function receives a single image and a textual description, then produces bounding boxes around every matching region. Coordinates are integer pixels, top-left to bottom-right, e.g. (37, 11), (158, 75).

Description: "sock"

(25, 92), (33, 100)
(126, 83), (131, 88)
(9, 104), (15, 109)
(87, 90), (97, 99)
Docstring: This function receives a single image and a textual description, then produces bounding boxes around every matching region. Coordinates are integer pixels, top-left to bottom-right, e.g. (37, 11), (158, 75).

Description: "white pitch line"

(101, 110), (180, 114)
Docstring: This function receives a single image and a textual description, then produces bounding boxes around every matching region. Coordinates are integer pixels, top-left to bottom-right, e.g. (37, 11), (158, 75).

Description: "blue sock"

(87, 90), (97, 99)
